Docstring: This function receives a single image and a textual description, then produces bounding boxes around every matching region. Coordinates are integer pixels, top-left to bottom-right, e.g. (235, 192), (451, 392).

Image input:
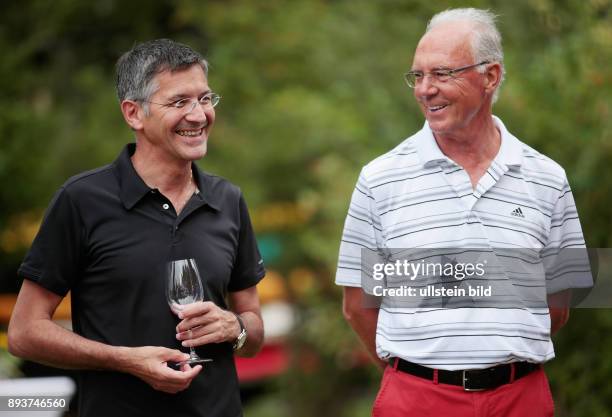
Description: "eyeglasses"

(142, 92), (221, 113)
(404, 61), (490, 88)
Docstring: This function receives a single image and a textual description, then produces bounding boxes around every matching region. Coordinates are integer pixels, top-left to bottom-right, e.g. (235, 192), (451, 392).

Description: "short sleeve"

(227, 193), (265, 292)
(18, 187), (85, 296)
(542, 177), (592, 294)
(335, 170), (384, 287)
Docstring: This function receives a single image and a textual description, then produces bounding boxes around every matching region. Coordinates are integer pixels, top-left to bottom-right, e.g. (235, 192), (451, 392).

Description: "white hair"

(426, 8), (505, 102)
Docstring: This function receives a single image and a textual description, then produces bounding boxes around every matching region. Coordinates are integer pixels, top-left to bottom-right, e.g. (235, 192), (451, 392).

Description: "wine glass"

(166, 258), (213, 364)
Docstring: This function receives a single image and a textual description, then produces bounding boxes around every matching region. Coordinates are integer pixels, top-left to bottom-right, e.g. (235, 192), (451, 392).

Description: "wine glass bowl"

(166, 258), (213, 364)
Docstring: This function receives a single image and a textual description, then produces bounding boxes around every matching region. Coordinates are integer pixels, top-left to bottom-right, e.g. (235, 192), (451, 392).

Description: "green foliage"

(0, 0), (610, 415)
(548, 309), (612, 417)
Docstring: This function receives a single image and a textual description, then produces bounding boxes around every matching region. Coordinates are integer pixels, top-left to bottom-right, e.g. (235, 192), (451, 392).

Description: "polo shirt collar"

(114, 144), (149, 210)
(415, 115), (523, 168)
(492, 116), (523, 167)
(416, 123), (451, 167)
(114, 143), (221, 211)
(192, 165), (221, 212)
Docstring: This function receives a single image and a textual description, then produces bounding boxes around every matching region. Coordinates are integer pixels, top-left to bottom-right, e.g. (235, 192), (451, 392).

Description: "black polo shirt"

(18, 143), (265, 417)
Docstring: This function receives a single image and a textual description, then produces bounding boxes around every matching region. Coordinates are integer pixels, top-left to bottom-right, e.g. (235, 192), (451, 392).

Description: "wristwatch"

(231, 312), (247, 351)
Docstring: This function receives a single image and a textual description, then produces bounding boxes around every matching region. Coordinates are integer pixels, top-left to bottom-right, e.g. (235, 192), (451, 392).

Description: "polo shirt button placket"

(171, 223), (181, 243)
(468, 211), (478, 223)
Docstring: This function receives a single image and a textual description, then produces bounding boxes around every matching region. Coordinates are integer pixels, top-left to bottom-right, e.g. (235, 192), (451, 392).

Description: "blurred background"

(0, 0), (610, 416)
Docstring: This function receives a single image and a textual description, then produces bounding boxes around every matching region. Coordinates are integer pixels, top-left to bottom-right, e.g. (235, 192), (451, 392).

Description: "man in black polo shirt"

(8, 39), (265, 417)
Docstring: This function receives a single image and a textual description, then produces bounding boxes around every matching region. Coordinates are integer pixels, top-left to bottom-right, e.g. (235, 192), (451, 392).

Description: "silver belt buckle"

(462, 370), (486, 391)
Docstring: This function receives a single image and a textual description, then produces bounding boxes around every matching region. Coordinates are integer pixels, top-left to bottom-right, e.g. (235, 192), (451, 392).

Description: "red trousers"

(372, 364), (555, 417)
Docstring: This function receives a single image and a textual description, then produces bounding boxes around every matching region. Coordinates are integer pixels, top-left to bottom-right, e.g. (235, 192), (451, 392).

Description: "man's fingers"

(181, 363), (203, 377)
(128, 346), (204, 394)
(157, 362), (201, 385)
(176, 305), (226, 333)
(158, 347), (190, 363)
(177, 322), (217, 343)
(183, 334), (217, 347)
(177, 301), (215, 319)
(176, 315), (212, 333)
(164, 364), (202, 393)
(180, 326), (225, 347)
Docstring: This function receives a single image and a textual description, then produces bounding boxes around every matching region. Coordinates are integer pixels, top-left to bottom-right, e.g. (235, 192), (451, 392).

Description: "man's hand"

(118, 346), (202, 394)
(175, 302), (240, 347)
(343, 287), (386, 370)
(9, 281), (203, 394)
(547, 290), (572, 335)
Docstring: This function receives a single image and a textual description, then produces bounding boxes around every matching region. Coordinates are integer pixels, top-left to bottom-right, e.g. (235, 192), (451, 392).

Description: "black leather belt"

(393, 358), (540, 391)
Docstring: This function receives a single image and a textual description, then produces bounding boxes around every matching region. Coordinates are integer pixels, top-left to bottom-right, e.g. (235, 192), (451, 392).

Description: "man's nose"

(414, 75), (438, 97)
(185, 101), (210, 122)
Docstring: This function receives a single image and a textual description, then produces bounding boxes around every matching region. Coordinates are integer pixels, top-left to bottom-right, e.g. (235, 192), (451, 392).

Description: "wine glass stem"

(189, 347), (199, 359)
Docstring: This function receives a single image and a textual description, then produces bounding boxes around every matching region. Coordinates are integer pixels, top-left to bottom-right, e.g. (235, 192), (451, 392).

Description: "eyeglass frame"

(404, 61), (490, 88)
(140, 92), (221, 113)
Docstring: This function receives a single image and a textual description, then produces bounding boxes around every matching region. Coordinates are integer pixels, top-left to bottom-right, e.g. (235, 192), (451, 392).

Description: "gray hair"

(426, 8), (505, 102)
(115, 39), (208, 113)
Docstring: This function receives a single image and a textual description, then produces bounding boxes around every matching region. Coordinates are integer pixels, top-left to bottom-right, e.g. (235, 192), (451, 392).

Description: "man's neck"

(434, 117), (501, 169)
(433, 116), (501, 189)
(130, 143), (193, 193)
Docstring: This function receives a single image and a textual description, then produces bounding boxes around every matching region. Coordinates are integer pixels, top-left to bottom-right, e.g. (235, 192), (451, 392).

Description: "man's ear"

(483, 62), (502, 95)
(120, 100), (145, 131)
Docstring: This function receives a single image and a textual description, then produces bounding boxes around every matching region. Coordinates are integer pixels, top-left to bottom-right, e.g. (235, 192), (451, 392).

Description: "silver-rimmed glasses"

(143, 92), (221, 114)
(404, 61), (490, 88)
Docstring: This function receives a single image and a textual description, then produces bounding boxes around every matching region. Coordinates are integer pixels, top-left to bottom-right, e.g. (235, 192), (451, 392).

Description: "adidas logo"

(511, 207), (525, 218)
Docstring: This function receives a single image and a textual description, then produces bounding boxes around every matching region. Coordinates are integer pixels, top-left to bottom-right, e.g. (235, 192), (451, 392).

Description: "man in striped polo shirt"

(336, 8), (587, 417)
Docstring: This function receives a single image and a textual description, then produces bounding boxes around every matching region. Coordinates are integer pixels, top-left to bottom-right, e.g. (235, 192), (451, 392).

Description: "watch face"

(234, 329), (247, 350)
(232, 313), (247, 351)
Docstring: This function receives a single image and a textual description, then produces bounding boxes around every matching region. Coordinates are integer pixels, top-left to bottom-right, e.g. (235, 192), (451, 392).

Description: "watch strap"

(231, 312), (247, 351)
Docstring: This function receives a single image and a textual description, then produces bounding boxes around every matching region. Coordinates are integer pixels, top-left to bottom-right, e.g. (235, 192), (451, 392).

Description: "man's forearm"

(343, 287), (386, 369)
(347, 309), (386, 369)
(9, 281), (200, 394)
(235, 311), (264, 357)
(9, 317), (124, 371)
(548, 290), (571, 335)
(550, 307), (570, 335)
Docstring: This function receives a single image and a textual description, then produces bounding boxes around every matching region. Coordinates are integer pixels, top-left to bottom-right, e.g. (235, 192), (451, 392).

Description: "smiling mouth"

(428, 104), (448, 112)
(175, 127), (205, 137)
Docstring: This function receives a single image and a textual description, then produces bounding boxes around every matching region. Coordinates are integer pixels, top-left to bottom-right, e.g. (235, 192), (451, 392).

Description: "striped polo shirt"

(335, 116), (586, 370)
